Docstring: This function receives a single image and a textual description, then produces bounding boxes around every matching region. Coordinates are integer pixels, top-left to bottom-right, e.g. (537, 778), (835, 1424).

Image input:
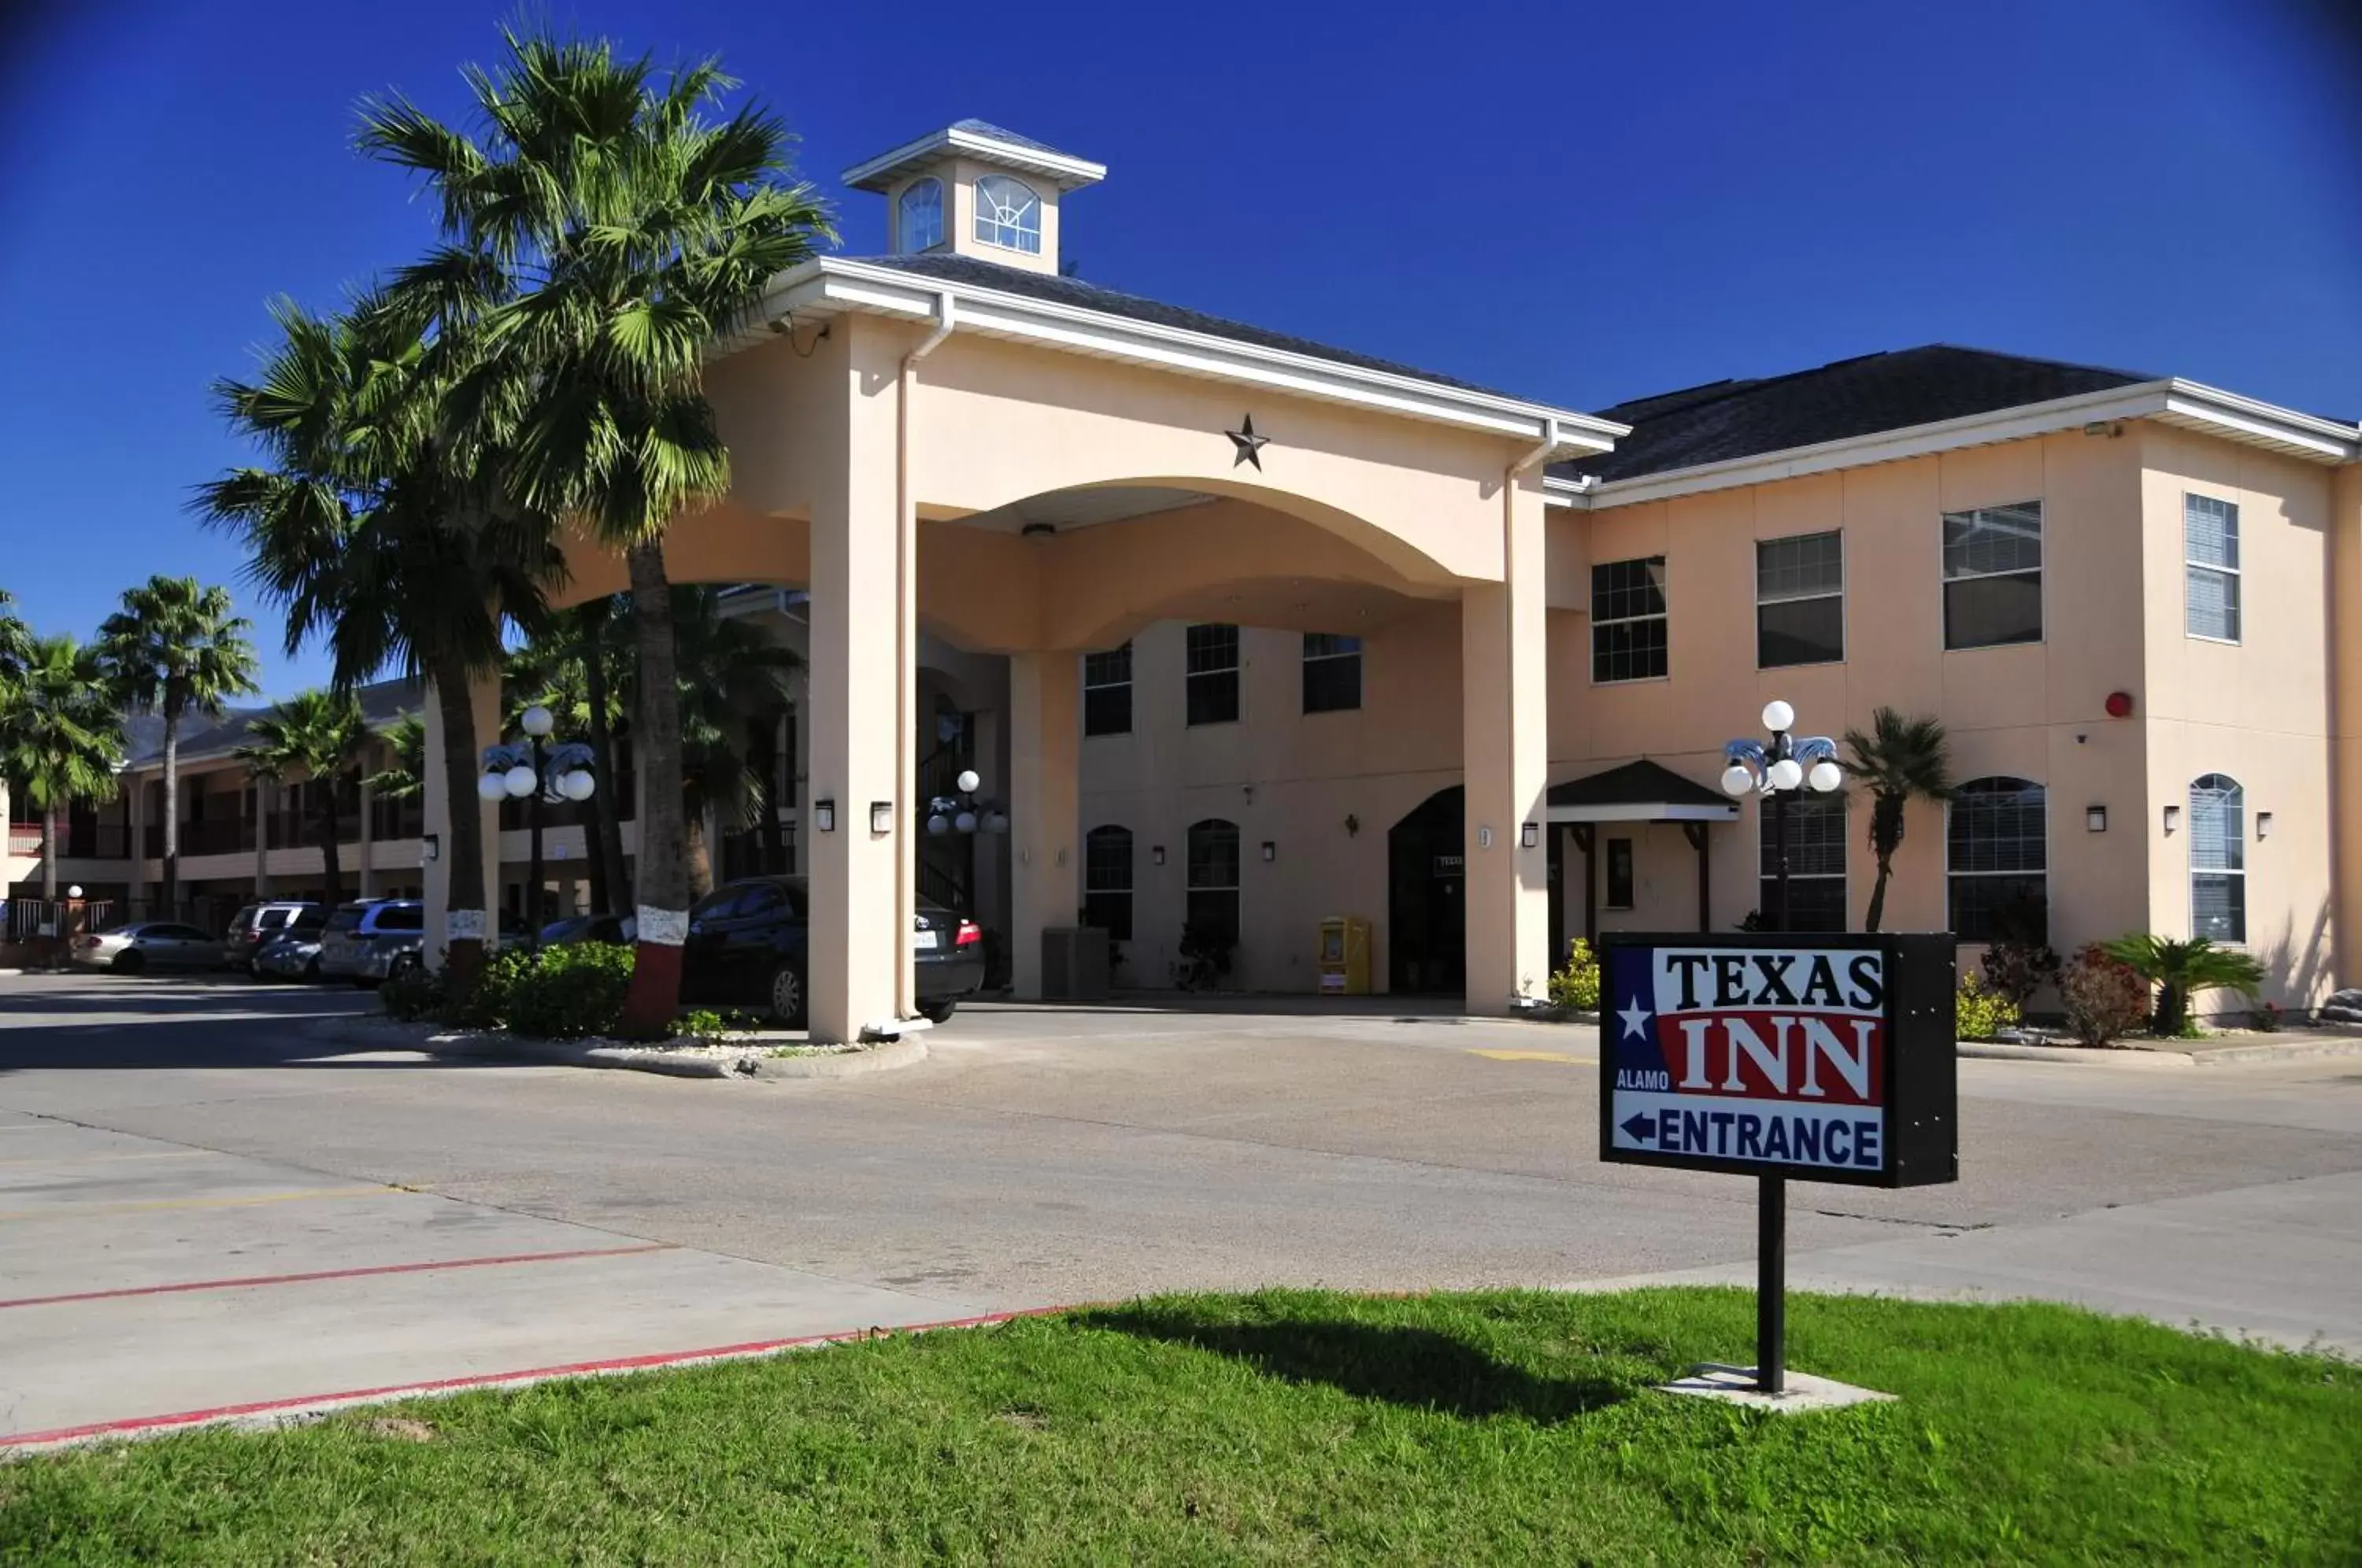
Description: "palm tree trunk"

(581, 638), (630, 914)
(754, 712), (789, 875)
(432, 658), (488, 989)
(316, 789), (343, 908)
(161, 712), (180, 919)
(1864, 855), (1891, 934)
(42, 804), (58, 902)
(684, 805), (713, 903)
(618, 541), (687, 1037)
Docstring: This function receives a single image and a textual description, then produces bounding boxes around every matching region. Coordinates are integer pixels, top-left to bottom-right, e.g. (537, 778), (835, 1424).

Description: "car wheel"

(920, 999), (958, 1025)
(111, 949), (145, 975)
(765, 963), (807, 1027)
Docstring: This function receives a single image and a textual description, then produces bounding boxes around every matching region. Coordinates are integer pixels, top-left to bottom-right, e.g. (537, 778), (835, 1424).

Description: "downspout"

(883, 291), (956, 1033)
(1501, 418), (1557, 1005)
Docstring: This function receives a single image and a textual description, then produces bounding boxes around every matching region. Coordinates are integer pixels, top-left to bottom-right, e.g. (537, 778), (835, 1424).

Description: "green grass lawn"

(6, 1289), (2357, 1565)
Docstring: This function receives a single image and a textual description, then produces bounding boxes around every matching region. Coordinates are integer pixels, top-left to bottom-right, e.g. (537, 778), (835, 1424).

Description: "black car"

(679, 875), (984, 1026)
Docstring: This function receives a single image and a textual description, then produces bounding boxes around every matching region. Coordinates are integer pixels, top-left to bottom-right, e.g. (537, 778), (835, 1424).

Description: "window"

(1185, 819), (1240, 948)
(1942, 501), (2042, 649)
(1947, 777), (2047, 942)
(1083, 644), (1133, 737)
(1301, 633), (1361, 713)
(2185, 494), (2241, 642)
(1761, 791), (1848, 932)
(1185, 623), (1240, 726)
(1083, 825), (1135, 941)
(1757, 531), (1844, 668)
(2189, 774), (2245, 942)
(1605, 838), (1635, 909)
(1591, 557), (1668, 682)
(972, 175), (1042, 253)
(897, 176), (944, 253)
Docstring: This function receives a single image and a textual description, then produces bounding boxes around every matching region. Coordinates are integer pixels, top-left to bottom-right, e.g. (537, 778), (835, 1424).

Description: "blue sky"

(2, 0), (2356, 699)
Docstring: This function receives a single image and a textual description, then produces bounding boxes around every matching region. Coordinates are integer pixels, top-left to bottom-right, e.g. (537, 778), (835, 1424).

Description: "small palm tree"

(365, 712), (428, 803)
(0, 634), (124, 900)
(2101, 934), (2264, 1037)
(1842, 708), (1954, 932)
(234, 691), (371, 908)
(97, 575), (261, 916)
(0, 588), (34, 685)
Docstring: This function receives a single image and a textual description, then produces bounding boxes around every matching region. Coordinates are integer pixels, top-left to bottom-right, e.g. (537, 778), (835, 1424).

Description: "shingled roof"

(128, 677), (423, 768)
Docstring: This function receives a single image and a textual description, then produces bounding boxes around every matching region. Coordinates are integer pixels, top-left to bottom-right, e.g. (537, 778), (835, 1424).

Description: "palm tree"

(0, 589), (33, 685)
(2101, 934), (2264, 1037)
(1842, 708), (1954, 932)
(96, 576), (261, 917)
(0, 634), (124, 901)
(235, 690), (369, 906)
(360, 27), (831, 1032)
(365, 712), (428, 804)
(197, 296), (560, 986)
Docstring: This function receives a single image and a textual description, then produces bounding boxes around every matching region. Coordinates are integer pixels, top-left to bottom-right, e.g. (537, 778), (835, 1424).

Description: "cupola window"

(897, 176), (944, 253)
(973, 174), (1042, 253)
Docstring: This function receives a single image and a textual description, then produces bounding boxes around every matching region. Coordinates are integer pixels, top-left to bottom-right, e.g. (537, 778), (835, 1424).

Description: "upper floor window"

(1947, 776), (2047, 943)
(1942, 501), (2042, 649)
(1301, 633), (1362, 713)
(2189, 773), (2245, 943)
(1592, 557), (1668, 682)
(1083, 643), (1132, 737)
(972, 175), (1042, 253)
(2185, 494), (2241, 643)
(1757, 531), (1844, 668)
(1185, 623), (1240, 727)
(1083, 824), (1135, 941)
(1762, 790), (1849, 932)
(897, 177), (944, 253)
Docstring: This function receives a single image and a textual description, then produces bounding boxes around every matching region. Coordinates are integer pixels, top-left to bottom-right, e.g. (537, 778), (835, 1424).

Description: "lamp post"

(1717, 698), (1842, 1396)
(479, 704), (597, 945)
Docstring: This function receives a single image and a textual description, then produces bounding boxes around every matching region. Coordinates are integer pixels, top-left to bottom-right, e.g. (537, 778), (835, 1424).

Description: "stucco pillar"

(1007, 653), (1080, 1000)
(1461, 471), (1550, 1008)
(805, 372), (905, 1043)
(356, 775), (375, 900)
(972, 704), (1009, 941)
(423, 669), (502, 966)
(2331, 465), (2362, 985)
(252, 782), (270, 897)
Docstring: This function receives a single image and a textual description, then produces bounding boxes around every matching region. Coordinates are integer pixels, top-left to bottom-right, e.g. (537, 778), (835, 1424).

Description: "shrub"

(2101, 934), (2264, 1036)
(379, 962), (448, 1023)
(2060, 943), (2149, 1047)
(1549, 938), (1601, 1012)
(441, 945), (533, 1031)
(2253, 1000), (2286, 1033)
(504, 942), (635, 1039)
(1982, 937), (2060, 1009)
(1955, 972), (2021, 1041)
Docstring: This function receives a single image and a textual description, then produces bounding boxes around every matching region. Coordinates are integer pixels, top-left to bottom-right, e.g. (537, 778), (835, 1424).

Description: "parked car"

(223, 900), (325, 974)
(252, 911), (331, 982)
(679, 875), (984, 1026)
(541, 912), (628, 946)
(318, 900), (530, 986)
(70, 921), (227, 974)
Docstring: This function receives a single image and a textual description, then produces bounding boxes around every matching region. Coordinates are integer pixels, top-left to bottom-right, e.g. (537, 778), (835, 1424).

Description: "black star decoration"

(1226, 414), (1270, 470)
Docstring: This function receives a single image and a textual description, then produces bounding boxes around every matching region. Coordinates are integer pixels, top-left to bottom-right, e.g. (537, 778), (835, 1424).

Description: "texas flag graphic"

(1606, 943), (1889, 1175)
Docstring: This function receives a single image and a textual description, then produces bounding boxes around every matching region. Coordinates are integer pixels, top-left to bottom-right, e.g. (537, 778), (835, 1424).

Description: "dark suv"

(680, 875), (984, 1026)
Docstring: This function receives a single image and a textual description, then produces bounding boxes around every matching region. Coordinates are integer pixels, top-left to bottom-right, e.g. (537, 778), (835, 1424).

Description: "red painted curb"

(0, 1243), (681, 1311)
(0, 1304), (1072, 1452)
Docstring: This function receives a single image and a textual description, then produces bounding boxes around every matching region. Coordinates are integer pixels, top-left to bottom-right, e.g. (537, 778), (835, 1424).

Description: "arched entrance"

(1389, 786), (1465, 996)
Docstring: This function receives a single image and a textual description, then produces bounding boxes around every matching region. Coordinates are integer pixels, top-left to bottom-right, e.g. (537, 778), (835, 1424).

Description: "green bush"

(504, 942), (635, 1039)
(441, 945), (533, 1031)
(1955, 971), (2021, 1041)
(379, 962), (448, 1023)
(2060, 943), (2149, 1047)
(1548, 938), (1601, 1012)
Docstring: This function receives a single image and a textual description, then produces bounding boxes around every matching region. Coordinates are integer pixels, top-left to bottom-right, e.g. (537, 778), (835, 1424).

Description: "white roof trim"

(745, 257), (1627, 454)
(1546, 801), (1740, 823)
(842, 127), (1108, 193)
(1560, 378), (2359, 510)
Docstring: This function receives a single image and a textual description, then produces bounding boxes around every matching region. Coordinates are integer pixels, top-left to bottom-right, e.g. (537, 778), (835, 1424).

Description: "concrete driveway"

(3, 971), (2359, 1444)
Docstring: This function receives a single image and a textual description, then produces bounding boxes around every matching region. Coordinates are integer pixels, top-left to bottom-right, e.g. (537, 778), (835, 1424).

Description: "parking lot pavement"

(0, 1107), (979, 1447)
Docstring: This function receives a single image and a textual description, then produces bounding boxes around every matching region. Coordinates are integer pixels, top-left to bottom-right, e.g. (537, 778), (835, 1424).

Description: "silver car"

(69, 922), (227, 974)
(317, 900), (428, 987)
(253, 914), (330, 982)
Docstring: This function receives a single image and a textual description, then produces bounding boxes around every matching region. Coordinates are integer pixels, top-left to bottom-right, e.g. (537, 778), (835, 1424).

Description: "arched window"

(1947, 777), (2046, 942)
(1083, 825), (1134, 941)
(2189, 774), (2245, 942)
(1185, 819), (1240, 948)
(972, 174), (1042, 253)
(896, 177), (943, 253)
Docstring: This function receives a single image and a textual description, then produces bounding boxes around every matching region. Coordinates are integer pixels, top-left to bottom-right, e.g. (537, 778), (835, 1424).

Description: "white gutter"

(892, 291), (956, 1022)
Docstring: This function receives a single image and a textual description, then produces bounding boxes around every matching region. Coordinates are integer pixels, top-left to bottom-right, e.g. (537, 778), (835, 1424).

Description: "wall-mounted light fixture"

(2086, 806), (2107, 834)
(870, 801), (894, 834)
(1150, 845), (1165, 866)
(1521, 822), (1539, 849)
(814, 798), (836, 833)
(423, 834), (440, 863)
(1476, 826), (1494, 850)
(2163, 804), (2181, 835)
(1261, 841), (1276, 863)
(1344, 814), (1360, 838)
(2256, 811), (2273, 840)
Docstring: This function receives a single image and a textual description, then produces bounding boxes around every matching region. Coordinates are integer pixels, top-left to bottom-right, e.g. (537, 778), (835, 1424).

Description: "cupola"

(841, 120), (1105, 277)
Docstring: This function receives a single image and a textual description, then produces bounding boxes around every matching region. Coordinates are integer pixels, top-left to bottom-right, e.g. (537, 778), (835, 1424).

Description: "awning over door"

(1545, 759), (1738, 823)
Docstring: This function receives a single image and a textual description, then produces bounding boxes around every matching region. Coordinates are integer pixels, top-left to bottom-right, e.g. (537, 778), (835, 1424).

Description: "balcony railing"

(9, 823), (131, 860)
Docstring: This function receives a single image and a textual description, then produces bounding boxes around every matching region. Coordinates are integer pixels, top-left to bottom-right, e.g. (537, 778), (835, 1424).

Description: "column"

(1461, 470), (1550, 1008)
(2333, 465), (2362, 982)
(805, 366), (905, 1043)
(423, 669), (502, 965)
(356, 774), (376, 900)
(1008, 652), (1079, 1000)
(252, 782), (270, 897)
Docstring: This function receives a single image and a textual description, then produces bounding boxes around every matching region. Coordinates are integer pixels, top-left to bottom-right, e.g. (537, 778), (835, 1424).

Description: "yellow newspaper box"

(1316, 915), (1372, 995)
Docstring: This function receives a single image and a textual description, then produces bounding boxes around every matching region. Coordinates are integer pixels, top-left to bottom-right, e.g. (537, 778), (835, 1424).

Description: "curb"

(1957, 1036), (2362, 1067)
(309, 1018), (929, 1082)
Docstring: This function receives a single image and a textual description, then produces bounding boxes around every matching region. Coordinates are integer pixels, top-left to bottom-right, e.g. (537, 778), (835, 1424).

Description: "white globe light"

(1720, 764), (1755, 797)
(983, 811), (1009, 834)
(1761, 700), (1795, 733)
(1808, 760), (1843, 793)
(953, 810), (979, 834)
(477, 772), (509, 802)
(520, 704), (555, 738)
(955, 769), (981, 794)
(503, 764), (539, 798)
(927, 813), (950, 835)
(560, 769), (596, 801)
(67, 885), (83, 900)
(1768, 757), (1805, 792)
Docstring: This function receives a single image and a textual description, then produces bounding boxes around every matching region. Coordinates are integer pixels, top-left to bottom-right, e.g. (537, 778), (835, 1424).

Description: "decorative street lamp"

(924, 768), (1009, 838)
(479, 704), (596, 944)
(1720, 698), (1842, 934)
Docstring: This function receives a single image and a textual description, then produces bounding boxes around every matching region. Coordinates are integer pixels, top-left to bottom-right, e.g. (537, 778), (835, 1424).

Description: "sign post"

(1599, 932), (1958, 1396)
